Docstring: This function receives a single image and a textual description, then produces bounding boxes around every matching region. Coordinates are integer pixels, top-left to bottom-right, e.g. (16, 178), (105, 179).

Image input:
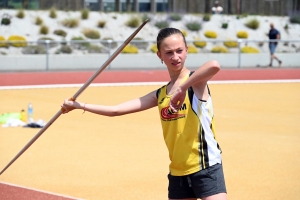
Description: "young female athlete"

(61, 27), (227, 200)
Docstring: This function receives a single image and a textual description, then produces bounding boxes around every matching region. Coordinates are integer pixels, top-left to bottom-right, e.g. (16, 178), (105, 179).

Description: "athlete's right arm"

(61, 90), (158, 116)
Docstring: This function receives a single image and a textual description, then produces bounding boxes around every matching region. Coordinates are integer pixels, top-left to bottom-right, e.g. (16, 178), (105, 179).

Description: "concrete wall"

(0, 53), (299, 72)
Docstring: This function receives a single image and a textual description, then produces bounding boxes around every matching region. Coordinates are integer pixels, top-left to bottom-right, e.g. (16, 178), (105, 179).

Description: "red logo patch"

(161, 106), (185, 121)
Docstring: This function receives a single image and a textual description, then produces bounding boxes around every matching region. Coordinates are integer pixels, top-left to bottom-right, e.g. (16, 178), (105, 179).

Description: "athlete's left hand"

(170, 87), (186, 112)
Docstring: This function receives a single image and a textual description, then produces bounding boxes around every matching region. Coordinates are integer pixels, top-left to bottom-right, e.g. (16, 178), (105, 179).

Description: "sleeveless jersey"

(156, 73), (222, 176)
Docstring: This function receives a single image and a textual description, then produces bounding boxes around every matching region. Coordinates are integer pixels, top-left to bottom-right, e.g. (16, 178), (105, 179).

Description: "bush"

(97, 20), (106, 28)
(211, 46), (228, 53)
(258, 42), (264, 47)
(38, 37), (54, 41)
(130, 38), (148, 50)
(40, 25), (49, 35)
(22, 45), (46, 54)
(38, 37), (57, 48)
(1, 14), (11, 25)
(54, 29), (67, 37)
(150, 44), (158, 53)
(126, 17), (140, 28)
(39, 37), (54, 41)
(49, 7), (57, 18)
(56, 45), (72, 54)
(187, 45), (198, 53)
(122, 44), (138, 54)
(193, 38), (207, 48)
(236, 13), (248, 20)
(60, 39), (67, 46)
(245, 18), (259, 30)
(1, 18), (11, 25)
(62, 18), (79, 28)
(155, 20), (169, 29)
(290, 15), (300, 24)
(186, 21), (201, 31)
(203, 14), (211, 21)
(142, 14), (149, 22)
(170, 13), (181, 21)
(16, 9), (25, 18)
(81, 8), (89, 20)
(241, 46), (259, 53)
(82, 29), (100, 39)
(87, 45), (108, 54)
(221, 22), (228, 29)
(8, 35), (27, 47)
(35, 16), (43, 25)
(241, 13), (248, 18)
(224, 39), (238, 48)
(71, 36), (90, 50)
(204, 31), (217, 38)
(237, 31), (248, 38)
(101, 37), (118, 49)
(0, 36), (8, 48)
(181, 30), (187, 37)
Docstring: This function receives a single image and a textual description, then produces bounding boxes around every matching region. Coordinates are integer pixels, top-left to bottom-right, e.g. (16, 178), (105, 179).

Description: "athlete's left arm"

(170, 60), (220, 112)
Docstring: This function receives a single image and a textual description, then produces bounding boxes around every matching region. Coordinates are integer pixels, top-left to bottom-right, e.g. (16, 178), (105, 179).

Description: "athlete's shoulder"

(156, 83), (168, 98)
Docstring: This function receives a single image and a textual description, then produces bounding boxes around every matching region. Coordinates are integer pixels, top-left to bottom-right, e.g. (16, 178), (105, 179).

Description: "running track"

(0, 67), (299, 200)
(1, 68), (300, 86)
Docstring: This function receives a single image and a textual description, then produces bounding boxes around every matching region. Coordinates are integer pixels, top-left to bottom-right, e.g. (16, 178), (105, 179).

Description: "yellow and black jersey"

(156, 73), (222, 176)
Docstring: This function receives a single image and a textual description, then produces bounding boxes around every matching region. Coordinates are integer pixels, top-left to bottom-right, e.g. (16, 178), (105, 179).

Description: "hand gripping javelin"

(0, 19), (149, 175)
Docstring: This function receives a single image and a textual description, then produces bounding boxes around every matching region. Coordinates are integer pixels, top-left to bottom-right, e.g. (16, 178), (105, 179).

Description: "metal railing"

(0, 39), (299, 71)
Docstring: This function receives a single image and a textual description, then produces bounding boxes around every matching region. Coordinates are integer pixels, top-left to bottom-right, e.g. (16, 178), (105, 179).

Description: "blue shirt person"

(268, 23), (282, 67)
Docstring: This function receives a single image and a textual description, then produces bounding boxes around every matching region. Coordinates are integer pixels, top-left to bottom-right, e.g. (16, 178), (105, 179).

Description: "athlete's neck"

(169, 67), (189, 84)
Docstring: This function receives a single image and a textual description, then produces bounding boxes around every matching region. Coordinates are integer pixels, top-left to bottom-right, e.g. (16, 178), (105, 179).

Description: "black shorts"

(168, 163), (227, 199)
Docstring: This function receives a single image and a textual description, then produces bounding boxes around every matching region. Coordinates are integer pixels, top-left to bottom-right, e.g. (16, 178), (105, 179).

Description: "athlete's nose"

(172, 52), (180, 61)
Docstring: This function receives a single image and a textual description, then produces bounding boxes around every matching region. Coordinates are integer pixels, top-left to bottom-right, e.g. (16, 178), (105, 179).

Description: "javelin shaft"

(0, 20), (149, 176)
(72, 19), (149, 100)
(0, 110), (62, 175)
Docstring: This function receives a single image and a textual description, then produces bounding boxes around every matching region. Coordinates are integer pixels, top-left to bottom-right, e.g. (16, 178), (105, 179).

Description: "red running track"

(0, 68), (300, 86)
(0, 182), (79, 200)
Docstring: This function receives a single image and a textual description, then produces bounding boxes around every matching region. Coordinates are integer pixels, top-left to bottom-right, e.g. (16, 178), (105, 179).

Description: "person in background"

(268, 23), (282, 67)
(212, 1), (223, 14)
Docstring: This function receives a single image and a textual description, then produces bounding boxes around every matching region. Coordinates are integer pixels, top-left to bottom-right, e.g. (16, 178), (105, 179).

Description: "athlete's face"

(157, 34), (188, 72)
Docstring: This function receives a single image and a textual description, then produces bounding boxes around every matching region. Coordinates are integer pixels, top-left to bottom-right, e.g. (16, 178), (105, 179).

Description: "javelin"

(0, 19), (149, 175)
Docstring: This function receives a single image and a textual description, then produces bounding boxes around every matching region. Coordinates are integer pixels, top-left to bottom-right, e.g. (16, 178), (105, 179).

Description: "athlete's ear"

(156, 50), (162, 60)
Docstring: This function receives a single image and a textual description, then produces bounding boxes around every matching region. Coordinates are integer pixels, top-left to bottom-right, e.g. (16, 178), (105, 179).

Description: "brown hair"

(156, 27), (187, 51)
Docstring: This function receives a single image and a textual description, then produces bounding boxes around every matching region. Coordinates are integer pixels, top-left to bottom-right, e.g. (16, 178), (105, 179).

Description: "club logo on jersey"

(160, 104), (186, 121)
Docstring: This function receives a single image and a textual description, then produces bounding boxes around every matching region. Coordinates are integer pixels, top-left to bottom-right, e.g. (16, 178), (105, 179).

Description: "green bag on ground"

(0, 112), (21, 124)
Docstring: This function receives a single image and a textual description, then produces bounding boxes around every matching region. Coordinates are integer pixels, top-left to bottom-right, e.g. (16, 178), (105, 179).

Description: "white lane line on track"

(0, 181), (84, 200)
(0, 79), (300, 90)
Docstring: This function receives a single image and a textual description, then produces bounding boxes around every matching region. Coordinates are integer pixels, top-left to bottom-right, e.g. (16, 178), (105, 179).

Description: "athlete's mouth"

(172, 62), (181, 66)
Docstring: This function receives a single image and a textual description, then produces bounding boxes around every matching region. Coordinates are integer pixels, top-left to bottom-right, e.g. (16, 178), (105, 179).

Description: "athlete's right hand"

(61, 98), (79, 114)
(170, 87), (186, 113)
